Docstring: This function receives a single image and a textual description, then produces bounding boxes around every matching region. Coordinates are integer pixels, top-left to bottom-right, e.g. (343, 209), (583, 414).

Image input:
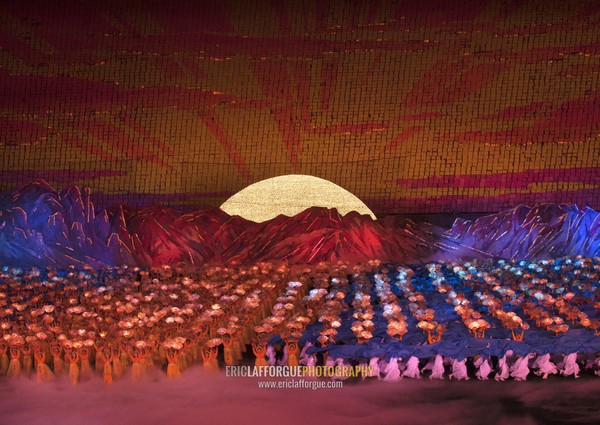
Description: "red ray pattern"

(390, 168), (600, 189)
(252, 60), (302, 166)
(319, 60), (339, 114)
(200, 112), (252, 180)
(0, 0), (597, 215)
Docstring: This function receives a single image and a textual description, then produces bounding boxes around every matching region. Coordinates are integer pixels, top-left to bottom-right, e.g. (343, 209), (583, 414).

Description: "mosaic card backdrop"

(0, 0), (598, 215)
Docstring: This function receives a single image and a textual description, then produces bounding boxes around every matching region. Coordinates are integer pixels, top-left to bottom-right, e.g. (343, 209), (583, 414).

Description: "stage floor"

(1, 366), (599, 425)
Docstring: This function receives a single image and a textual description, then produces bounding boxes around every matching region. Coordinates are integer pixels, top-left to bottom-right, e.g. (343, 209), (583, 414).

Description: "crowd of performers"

(0, 256), (598, 384)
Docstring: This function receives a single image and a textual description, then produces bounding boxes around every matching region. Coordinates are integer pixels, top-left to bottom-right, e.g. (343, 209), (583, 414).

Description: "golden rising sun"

(220, 175), (377, 223)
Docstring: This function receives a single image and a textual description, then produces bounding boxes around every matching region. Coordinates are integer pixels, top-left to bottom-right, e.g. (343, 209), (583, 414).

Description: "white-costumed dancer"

(532, 353), (558, 379)
(402, 356), (421, 379)
(495, 350), (514, 381)
(510, 353), (533, 381)
(383, 357), (401, 382)
(560, 352), (580, 378)
(429, 354), (445, 380)
(265, 345), (277, 366)
(449, 358), (469, 381)
(474, 355), (492, 380)
(594, 356), (600, 377)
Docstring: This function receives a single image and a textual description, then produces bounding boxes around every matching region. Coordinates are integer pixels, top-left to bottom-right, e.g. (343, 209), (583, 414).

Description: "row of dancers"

(293, 344), (600, 381)
(0, 338), (221, 384)
(4, 338), (599, 384)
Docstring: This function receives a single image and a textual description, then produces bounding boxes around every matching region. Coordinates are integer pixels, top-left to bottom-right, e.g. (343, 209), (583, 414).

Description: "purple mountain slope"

(442, 204), (600, 260)
(0, 181), (133, 267)
(0, 181), (598, 268)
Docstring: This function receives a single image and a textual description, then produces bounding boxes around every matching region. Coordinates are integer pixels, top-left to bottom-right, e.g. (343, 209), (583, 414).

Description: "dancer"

(34, 348), (53, 383)
(532, 353), (558, 379)
(369, 356), (382, 380)
(222, 334), (236, 366)
(50, 342), (66, 377)
(0, 341), (9, 375)
(511, 353), (533, 381)
(112, 346), (123, 379)
(99, 346), (113, 384)
(79, 347), (92, 381)
(265, 345), (277, 366)
(449, 358), (469, 381)
(333, 357), (349, 380)
(305, 354), (317, 369)
(94, 342), (106, 373)
(120, 341), (131, 368)
(252, 342), (268, 368)
(233, 334), (243, 363)
(402, 356), (421, 379)
(383, 357), (401, 382)
(429, 354), (445, 380)
(560, 352), (580, 378)
(286, 340), (299, 367)
(66, 349), (79, 385)
(495, 350), (513, 381)
(166, 349), (181, 378)
(141, 347), (153, 373)
(299, 342), (313, 366)
(129, 348), (143, 381)
(21, 344), (33, 377)
(7, 347), (21, 378)
(201, 346), (219, 372)
(474, 355), (492, 380)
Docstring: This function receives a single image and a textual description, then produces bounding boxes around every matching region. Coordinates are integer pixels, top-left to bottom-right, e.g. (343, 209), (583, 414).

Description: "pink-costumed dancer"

(402, 356), (421, 379)
(383, 358), (401, 382)
(449, 358), (469, 381)
(333, 357), (349, 381)
(265, 345), (277, 366)
(474, 355), (492, 380)
(532, 353), (558, 379)
(495, 350), (513, 381)
(429, 354), (445, 380)
(369, 357), (382, 380)
(299, 342), (313, 365)
(560, 353), (580, 378)
(510, 353), (533, 381)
